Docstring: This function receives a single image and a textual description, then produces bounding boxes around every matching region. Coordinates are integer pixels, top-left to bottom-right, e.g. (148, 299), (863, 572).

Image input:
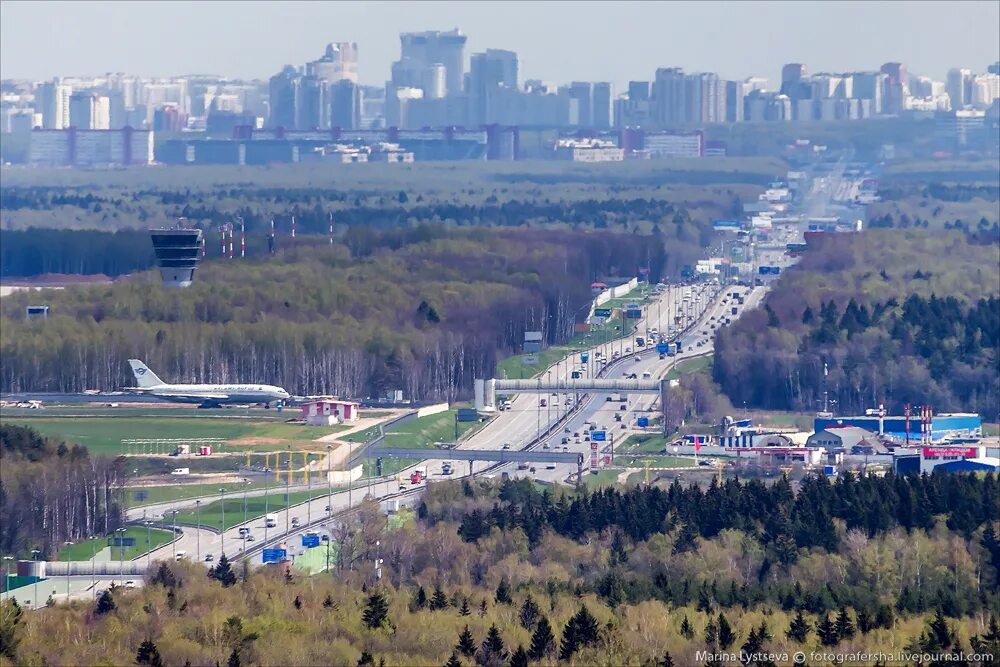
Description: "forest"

(0, 425), (124, 557)
(1, 474), (997, 666)
(0, 226), (678, 399)
(713, 230), (1000, 420)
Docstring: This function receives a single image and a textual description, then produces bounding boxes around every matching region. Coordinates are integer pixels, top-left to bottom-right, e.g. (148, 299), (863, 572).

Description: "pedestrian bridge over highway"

(474, 377), (664, 411)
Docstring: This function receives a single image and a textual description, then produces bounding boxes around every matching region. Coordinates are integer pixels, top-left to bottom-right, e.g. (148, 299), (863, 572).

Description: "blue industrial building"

(814, 413), (982, 442)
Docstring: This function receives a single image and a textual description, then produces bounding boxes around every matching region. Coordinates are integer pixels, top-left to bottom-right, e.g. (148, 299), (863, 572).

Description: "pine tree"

(478, 599), (488, 617)
(430, 587), (448, 611)
(456, 625), (477, 657)
(226, 649), (241, 667)
(874, 605), (894, 630)
(135, 639), (163, 666)
(925, 608), (954, 650)
(323, 594), (335, 609)
(757, 620), (772, 643)
(741, 628), (761, 658)
(443, 651), (462, 667)
(658, 653), (676, 667)
(609, 530), (629, 566)
(96, 590), (116, 615)
(415, 586), (427, 609)
(835, 607), (855, 640)
(817, 613), (839, 646)
(509, 645), (528, 667)
(293, 595), (303, 610)
(519, 595), (540, 630)
(680, 615), (694, 639)
(480, 624), (507, 663)
(786, 610), (811, 643)
(717, 613), (736, 650)
(357, 651), (374, 666)
(495, 578), (512, 605)
(209, 554), (237, 588)
(704, 618), (718, 647)
(528, 617), (555, 661)
(459, 598), (471, 616)
(559, 616), (579, 661)
(362, 591), (390, 630)
(856, 608), (874, 634)
(165, 589), (177, 611)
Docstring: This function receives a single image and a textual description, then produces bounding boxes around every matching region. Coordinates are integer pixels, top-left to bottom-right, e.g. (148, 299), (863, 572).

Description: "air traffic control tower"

(150, 227), (203, 287)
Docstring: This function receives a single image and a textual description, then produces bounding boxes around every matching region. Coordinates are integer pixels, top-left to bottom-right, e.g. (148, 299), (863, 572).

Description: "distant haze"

(1, 0), (998, 86)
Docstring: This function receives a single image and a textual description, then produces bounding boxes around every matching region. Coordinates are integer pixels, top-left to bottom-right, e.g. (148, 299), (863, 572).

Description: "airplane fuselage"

(137, 383), (290, 406)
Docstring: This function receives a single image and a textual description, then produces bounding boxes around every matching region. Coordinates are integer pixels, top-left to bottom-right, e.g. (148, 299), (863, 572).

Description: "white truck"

(264, 515), (277, 528)
(170, 467), (190, 475)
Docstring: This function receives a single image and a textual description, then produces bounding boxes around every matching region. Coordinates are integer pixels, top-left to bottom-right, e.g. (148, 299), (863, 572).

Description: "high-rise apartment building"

(852, 71), (887, 115)
(780, 63), (807, 96)
(398, 29), (467, 96)
(468, 49), (518, 124)
(37, 80), (72, 129)
(946, 68), (972, 109)
(568, 82), (593, 127)
(307, 42), (359, 83)
(652, 67), (686, 126)
(68, 92), (110, 129)
(269, 65), (302, 129)
(330, 79), (363, 129)
(592, 82), (613, 129)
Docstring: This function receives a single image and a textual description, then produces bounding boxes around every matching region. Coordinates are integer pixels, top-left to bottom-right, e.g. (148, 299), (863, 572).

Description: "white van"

(642, 371), (652, 379)
(174, 551), (187, 561)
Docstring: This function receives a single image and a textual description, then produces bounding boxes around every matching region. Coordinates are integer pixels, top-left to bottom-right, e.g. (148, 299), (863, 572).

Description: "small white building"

(554, 138), (624, 162)
(301, 399), (360, 426)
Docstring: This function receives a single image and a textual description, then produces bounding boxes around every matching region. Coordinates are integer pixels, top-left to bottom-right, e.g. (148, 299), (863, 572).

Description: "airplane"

(127, 359), (291, 408)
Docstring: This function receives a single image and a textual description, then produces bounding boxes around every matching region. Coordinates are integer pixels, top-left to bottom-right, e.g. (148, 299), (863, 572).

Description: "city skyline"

(2, 1), (998, 87)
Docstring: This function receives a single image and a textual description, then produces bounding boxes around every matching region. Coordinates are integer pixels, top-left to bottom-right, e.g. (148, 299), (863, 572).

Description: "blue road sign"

(656, 342), (669, 354)
(592, 430), (607, 442)
(263, 548), (287, 564)
(581, 352), (589, 362)
(301, 535), (320, 548)
(638, 417), (649, 427)
(109, 537), (136, 547)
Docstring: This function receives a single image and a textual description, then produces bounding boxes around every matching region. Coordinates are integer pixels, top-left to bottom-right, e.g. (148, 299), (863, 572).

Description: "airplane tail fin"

(128, 359), (163, 388)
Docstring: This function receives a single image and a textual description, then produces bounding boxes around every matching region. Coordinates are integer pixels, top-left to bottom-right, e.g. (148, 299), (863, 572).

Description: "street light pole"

(327, 445), (333, 517)
(264, 463), (270, 546)
(195, 500), (201, 562)
(30, 550), (40, 609)
(171, 511), (178, 561)
(220, 489), (226, 557)
(284, 451), (291, 538)
(306, 454), (312, 526)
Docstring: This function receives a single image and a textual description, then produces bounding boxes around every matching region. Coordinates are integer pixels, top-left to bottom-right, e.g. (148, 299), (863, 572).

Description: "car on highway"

(125, 580), (136, 589)
(204, 554), (214, 562)
(539, 398), (547, 407)
(246, 535), (255, 542)
(542, 443), (550, 449)
(502, 443), (511, 450)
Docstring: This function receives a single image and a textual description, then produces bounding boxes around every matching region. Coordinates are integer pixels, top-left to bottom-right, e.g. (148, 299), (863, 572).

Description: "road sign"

(625, 309), (642, 319)
(592, 430), (607, 442)
(456, 408), (479, 423)
(132, 490), (148, 502)
(594, 308), (612, 318)
(656, 342), (669, 353)
(301, 535), (320, 548)
(109, 537), (136, 547)
(638, 417), (649, 427)
(263, 548), (287, 564)
(522, 354), (538, 364)
(581, 351), (589, 362)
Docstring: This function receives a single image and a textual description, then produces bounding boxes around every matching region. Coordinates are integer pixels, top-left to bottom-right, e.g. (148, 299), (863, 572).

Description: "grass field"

(618, 433), (671, 454)
(666, 354), (713, 380)
(383, 408), (483, 448)
(172, 487), (343, 532)
(582, 469), (622, 490)
(57, 526), (174, 561)
(0, 415), (349, 456)
(127, 480), (268, 507)
(612, 455), (698, 468)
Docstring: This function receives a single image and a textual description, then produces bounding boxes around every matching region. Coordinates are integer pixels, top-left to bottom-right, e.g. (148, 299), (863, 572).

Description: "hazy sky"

(2, 1), (998, 87)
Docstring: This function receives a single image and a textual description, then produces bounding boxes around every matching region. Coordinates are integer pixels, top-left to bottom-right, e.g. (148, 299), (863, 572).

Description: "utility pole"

(196, 500), (201, 562)
(220, 489), (226, 557)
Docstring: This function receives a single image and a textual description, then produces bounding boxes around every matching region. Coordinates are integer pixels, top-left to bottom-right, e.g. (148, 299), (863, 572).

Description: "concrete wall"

(326, 464), (364, 485)
(416, 402), (449, 418)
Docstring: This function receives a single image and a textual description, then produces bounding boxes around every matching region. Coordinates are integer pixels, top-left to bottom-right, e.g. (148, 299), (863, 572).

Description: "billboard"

(922, 447), (977, 459)
(301, 534), (320, 548)
(262, 548), (287, 564)
(594, 308), (612, 318)
(456, 408), (479, 423)
(523, 331), (543, 353)
(592, 430), (607, 442)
